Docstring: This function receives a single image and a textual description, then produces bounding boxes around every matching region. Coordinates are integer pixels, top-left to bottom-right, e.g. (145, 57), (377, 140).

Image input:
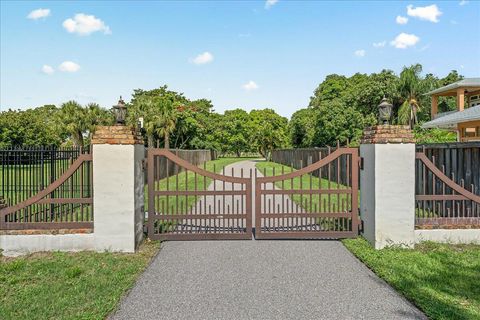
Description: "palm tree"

(57, 101), (87, 147)
(57, 101), (112, 147)
(397, 64), (425, 128)
(156, 100), (177, 149)
(136, 96), (177, 148)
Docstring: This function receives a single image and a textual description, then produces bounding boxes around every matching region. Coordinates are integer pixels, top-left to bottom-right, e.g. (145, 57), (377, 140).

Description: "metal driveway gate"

(147, 149), (252, 240)
(254, 147), (360, 239)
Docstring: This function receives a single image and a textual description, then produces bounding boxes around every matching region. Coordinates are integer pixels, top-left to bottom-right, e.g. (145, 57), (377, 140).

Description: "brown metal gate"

(254, 147), (359, 239)
(147, 149), (252, 240)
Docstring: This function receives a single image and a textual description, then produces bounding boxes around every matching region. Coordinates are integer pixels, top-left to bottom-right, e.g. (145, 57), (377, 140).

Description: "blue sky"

(1, 0), (479, 117)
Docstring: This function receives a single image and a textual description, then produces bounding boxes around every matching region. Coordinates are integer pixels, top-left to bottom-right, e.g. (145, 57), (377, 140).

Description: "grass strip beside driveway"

(343, 238), (480, 320)
(0, 240), (160, 320)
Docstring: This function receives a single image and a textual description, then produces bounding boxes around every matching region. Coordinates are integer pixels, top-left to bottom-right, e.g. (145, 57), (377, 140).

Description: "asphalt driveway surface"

(110, 240), (425, 320)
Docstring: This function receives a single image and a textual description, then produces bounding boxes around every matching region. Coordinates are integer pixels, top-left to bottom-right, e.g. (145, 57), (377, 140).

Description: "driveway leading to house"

(111, 240), (425, 320)
(110, 160), (425, 320)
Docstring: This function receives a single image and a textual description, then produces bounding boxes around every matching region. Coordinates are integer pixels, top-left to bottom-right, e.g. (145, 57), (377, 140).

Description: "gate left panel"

(147, 149), (252, 240)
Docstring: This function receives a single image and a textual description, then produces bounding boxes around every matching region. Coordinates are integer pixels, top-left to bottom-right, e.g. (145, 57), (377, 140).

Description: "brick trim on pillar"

(91, 126), (143, 145)
(361, 125), (414, 144)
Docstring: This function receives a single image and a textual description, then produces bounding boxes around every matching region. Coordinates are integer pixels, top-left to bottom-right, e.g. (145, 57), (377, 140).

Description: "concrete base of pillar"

(360, 143), (416, 249)
(93, 140), (144, 253)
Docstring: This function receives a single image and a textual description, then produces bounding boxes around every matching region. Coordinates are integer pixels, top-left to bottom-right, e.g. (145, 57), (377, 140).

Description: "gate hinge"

(358, 218), (364, 233)
(359, 157), (364, 170)
(142, 159), (147, 171)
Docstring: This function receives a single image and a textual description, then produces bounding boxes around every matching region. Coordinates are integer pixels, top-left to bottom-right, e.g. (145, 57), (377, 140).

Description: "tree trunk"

(164, 131), (170, 150)
(147, 135), (154, 148)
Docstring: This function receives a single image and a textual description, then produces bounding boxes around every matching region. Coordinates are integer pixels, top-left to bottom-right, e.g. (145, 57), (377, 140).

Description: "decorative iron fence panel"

(415, 150), (480, 229)
(0, 148), (93, 230)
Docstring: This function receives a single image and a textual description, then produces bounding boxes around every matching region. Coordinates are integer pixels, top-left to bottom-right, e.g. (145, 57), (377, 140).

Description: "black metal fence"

(0, 146), (91, 207)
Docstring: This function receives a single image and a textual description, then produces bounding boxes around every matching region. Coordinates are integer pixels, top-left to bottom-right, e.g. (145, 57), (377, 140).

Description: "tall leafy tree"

(249, 109), (289, 160)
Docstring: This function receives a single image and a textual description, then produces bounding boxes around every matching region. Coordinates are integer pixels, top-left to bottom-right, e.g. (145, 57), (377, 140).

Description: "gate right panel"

(255, 148), (359, 239)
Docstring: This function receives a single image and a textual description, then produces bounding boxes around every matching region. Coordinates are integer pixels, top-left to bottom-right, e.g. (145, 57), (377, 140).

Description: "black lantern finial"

(113, 96), (127, 125)
(378, 96), (393, 125)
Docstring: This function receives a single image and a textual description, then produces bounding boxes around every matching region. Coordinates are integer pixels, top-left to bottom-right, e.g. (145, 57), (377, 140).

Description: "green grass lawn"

(0, 240), (160, 320)
(147, 157), (257, 213)
(343, 238), (480, 320)
(255, 161), (353, 212)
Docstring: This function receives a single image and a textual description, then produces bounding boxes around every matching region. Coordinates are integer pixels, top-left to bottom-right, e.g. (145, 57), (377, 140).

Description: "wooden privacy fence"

(271, 147), (352, 185)
(416, 142), (480, 197)
(0, 146), (93, 230)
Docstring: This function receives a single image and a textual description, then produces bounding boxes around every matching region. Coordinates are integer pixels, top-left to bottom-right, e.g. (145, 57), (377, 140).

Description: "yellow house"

(422, 78), (480, 142)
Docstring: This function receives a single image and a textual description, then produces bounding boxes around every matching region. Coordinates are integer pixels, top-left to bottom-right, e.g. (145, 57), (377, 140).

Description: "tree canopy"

(0, 64), (463, 150)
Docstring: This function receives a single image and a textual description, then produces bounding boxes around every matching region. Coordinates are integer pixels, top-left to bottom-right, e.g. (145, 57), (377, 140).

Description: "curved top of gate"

(257, 147), (357, 183)
(416, 152), (480, 203)
(147, 149), (250, 184)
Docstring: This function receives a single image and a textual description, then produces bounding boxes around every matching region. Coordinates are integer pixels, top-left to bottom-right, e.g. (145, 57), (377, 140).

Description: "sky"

(1, 0), (479, 117)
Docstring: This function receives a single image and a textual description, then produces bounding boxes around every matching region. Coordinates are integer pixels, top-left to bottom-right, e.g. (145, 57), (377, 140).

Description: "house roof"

(426, 78), (480, 96)
(422, 105), (480, 129)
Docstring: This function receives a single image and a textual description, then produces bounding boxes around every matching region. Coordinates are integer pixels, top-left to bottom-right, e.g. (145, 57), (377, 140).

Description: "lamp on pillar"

(377, 96), (393, 125)
(112, 96), (127, 125)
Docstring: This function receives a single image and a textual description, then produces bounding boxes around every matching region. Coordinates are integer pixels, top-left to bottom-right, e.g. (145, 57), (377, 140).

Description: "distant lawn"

(0, 240), (160, 320)
(343, 238), (480, 320)
(147, 157), (257, 213)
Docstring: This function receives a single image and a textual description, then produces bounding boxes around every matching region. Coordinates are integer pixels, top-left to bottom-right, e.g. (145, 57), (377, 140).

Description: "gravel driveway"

(110, 160), (425, 320)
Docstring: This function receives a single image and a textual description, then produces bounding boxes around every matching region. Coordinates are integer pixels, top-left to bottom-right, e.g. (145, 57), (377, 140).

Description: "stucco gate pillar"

(92, 126), (145, 252)
(360, 125), (416, 249)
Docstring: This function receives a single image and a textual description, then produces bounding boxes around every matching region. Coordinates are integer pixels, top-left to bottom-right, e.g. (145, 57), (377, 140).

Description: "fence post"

(92, 126), (145, 252)
(359, 125), (416, 249)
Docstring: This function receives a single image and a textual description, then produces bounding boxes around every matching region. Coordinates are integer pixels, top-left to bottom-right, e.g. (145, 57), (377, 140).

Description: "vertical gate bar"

(351, 149), (359, 233)
(255, 169), (261, 237)
(147, 150), (155, 239)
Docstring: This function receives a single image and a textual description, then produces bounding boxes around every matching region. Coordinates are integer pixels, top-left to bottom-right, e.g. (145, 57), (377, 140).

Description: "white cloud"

(459, 0), (469, 6)
(390, 33), (420, 49)
(407, 4), (442, 23)
(58, 61), (80, 72)
(27, 8), (50, 20)
(63, 13), (111, 36)
(373, 41), (386, 48)
(41, 65), (54, 75)
(243, 81), (259, 91)
(191, 52), (214, 65)
(354, 49), (366, 57)
(265, 0), (278, 9)
(396, 15), (408, 24)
